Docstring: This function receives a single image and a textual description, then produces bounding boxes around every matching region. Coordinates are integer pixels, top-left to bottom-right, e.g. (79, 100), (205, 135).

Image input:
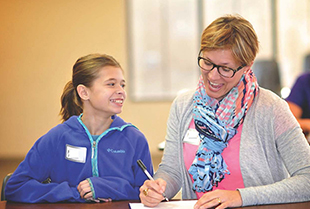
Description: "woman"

(139, 15), (310, 209)
(5, 53), (153, 203)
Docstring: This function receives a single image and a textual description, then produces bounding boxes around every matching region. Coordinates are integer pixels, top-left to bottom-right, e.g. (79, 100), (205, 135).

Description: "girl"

(5, 53), (153, 203)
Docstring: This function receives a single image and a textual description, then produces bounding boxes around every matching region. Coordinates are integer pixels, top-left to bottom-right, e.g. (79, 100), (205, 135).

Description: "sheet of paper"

(129, 200), (197, 209)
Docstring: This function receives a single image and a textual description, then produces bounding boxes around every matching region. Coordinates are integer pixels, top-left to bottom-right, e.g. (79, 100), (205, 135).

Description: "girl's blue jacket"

(5, 115), (153, 203)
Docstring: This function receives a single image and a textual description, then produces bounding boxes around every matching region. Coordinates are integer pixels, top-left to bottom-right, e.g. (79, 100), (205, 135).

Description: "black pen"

(137, 159), (169, 201)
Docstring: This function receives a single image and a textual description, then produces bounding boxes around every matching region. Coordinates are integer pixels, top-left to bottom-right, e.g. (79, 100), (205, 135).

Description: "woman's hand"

(139, 178), (167, 207)
(77, 179), (92, 199)
(194, 190), (242, 209)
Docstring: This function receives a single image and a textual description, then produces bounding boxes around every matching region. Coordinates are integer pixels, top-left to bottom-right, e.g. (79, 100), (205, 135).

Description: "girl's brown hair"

(60, 53), (121, 122)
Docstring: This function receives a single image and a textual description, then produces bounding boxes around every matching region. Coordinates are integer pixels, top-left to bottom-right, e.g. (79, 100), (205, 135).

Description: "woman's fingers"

(139, 179), (166, 207)
(194, 190), (242, 209)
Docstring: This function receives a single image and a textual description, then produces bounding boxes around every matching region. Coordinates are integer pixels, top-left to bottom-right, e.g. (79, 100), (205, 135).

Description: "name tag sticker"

(66, 144), (87, 163)
(183, 128), (200, 145)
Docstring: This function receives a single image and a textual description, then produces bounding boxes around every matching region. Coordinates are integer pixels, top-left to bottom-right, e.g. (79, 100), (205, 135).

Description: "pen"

(137, 159), (169, 201)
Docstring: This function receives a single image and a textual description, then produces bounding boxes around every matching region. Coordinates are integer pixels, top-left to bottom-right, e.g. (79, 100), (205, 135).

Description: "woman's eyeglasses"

(197, 55), (244, 78)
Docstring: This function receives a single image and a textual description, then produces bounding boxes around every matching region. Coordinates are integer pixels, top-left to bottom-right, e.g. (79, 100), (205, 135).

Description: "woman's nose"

(207, 67), (221, 79)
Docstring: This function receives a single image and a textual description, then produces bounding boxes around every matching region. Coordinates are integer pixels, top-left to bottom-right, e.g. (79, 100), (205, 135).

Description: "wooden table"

(1, 200), (310, 209)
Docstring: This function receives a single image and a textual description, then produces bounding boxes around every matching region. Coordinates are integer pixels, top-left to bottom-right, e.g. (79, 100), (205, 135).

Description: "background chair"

(1, 173), (12, 201)
(252, 59), (282, 96)
(303, 53), (310, 72)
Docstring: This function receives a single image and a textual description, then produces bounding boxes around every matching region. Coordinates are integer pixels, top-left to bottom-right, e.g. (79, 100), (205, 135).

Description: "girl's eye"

(108, 83), (115, 86)
(121, 84), (126, 88)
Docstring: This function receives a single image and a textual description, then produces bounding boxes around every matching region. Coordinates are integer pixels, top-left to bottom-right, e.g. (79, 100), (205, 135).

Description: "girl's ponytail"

(60, 81), (82, 122)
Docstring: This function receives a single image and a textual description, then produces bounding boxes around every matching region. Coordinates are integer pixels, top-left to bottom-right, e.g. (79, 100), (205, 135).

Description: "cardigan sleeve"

(154, 95), (184, 199)
(239, 89), (310, 206)
(154, 90), (198, 199)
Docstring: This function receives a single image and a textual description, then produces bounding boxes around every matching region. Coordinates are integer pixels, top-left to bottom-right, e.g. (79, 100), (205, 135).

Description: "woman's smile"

(208, 80), (224, 91)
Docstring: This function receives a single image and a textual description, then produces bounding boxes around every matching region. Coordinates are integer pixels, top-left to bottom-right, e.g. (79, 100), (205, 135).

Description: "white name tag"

(65, 144), (87, 163)
(183, 128), (200, 145)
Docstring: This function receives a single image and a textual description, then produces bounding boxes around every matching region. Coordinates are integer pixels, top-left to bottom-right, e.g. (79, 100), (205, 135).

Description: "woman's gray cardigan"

(154, 88), (310, 206)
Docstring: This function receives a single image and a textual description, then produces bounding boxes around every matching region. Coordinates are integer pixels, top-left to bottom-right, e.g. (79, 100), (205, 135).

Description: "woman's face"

(200, 49), (249, 100)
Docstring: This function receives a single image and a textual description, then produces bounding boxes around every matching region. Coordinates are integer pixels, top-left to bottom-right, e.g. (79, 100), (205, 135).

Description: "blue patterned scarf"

(188, 69), (258, 192)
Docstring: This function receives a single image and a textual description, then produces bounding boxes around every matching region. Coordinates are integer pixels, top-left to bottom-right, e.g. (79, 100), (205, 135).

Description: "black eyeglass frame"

(197, 51), (245, 78)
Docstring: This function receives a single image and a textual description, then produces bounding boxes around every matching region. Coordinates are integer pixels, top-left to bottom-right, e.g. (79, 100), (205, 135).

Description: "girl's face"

(85, 66), (126, 117)
(201, 49), (248, 100)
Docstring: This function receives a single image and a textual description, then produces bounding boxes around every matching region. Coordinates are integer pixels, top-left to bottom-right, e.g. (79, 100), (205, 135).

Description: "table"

(1, 200), (310, 209)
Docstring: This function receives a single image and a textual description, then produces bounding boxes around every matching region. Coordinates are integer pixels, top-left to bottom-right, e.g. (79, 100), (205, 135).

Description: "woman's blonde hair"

(200, 14), (259, 66)
(60, 53), (122, 122)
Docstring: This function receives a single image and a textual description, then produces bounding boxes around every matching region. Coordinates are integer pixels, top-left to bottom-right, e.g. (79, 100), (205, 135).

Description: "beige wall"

(0, 0), (171, 159)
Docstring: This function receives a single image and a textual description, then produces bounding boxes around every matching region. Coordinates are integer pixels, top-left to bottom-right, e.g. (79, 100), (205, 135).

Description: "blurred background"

(1, 0), (310, 190)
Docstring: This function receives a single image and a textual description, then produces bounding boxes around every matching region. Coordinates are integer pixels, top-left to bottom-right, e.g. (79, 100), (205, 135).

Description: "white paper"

(129, 200), (197, 209)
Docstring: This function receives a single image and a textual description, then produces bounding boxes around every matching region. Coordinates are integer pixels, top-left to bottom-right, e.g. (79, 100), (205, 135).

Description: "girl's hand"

(77, 179), (92, 199)
(194, 190), (242, 209)
(139, 178), (167, 207)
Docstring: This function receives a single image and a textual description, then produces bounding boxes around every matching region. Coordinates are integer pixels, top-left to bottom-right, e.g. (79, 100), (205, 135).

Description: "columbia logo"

(107, 148), (125, 154)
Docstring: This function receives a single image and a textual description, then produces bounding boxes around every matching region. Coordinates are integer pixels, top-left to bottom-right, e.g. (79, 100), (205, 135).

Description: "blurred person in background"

(286, 72), (310, 143)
